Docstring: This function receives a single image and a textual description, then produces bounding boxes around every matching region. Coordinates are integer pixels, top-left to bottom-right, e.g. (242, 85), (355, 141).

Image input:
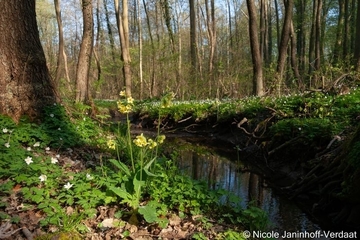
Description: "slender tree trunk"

(275, 0), (294, 96)
(333, 0), (344, 64)
(260, 0), (269, 66)
(354, 0), (360, 70)
(308, 0), (317, 82)
(290, 21), (302, 89)
(137, 0), (143, 99)
(274, 0), (281, 47)
(226, 0), (232, 67)
(75, 0), (94, 103)
(246, 0), (264, 96)
(94, 0), (102, 84)
(103, 0), (116, 61)
(350, 0), (356, 55)
(115, 0), (132, 96)
(189, 0), (198, 96)
(295, 0), (306, 76)
(54, 0), (71, 92)
(343, 0), (350, 59)
(204, 0), (216, 97)
(314, 0), (322, 73)
(142, 0), (157, 97)
(267, 0), (273, 65)
(0, 0), (56, 121)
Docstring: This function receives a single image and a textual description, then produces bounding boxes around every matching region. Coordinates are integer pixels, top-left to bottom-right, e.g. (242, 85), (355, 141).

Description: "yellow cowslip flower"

(107, 139), (116, 150)
(133, 133), (148, 147)
(119, 90), (126, 97)
(127, 96), (134, 104)
(157, 135), (166, 144)
(148, 139), (157, 149)
(118, 102), (133, 113)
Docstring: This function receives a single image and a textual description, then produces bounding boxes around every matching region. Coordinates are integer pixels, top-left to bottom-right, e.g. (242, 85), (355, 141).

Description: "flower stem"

(126, 113), (135, 172)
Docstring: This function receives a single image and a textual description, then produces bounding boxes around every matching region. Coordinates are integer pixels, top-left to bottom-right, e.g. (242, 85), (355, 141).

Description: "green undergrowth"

(136, 88), (360, 138)
(0, 99), (267, 239)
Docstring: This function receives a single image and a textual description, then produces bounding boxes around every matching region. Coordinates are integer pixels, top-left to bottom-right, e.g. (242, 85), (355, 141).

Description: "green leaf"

(143, 157), (160, 177)
(109, 159), (131, 176)
(109, 186), (132, 201)
(133, 170), (146, 196)
(138, 205), (157, 223)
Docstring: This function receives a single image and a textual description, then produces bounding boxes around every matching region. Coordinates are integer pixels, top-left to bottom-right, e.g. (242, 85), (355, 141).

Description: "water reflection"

(164, 138), (323, 235)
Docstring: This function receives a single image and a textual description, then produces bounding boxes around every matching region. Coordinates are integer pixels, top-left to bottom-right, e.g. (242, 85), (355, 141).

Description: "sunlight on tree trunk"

(246, 0), (264, 97)
(54, 0), (71, 93)
(115, 0), (132, 97)
(137, 0), (143, 100)
(75, 0), (94, 103)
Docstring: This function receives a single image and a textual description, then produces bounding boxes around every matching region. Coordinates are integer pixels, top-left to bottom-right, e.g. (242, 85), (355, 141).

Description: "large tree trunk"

(246, 0), (264, 96)
(0, 0), (56, 122)
(75, 0), (94, 103)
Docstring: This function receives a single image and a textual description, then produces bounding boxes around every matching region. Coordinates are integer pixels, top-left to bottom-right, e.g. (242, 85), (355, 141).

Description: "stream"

(163, 137), (327, 239)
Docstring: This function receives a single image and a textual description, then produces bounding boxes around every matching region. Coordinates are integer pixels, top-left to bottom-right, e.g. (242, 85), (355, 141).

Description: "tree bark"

(75, 0), (94, 103)
(290, 21), (302, 89)
(142, 0), (157, 97)
(189, 0), (198, 95)
(246, 0), (264, 96)
(354, 0), (360, 70)
(54, 0), (71, 92)
(314, 0), (322, 73)
(137, 0), (143, 99)
(115, 0), (132, 97)
(204, 0), (216, 96)
(0, 0), (56, 122)
(295, 0), (307, 76)
(275, 0), (293, 96)
(103, 0), (116, 61)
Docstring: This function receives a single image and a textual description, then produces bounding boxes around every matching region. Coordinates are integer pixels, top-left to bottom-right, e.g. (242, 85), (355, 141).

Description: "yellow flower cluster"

(107, 139), (116, 150)
(133, 133), (166, 149)
(133, 133), (147, 147)
(118, 90), (134, 114)
(118, 103), (132, 114)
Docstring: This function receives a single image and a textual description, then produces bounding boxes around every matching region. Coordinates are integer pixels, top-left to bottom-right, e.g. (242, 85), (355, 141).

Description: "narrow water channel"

(164, 137), (325, 238)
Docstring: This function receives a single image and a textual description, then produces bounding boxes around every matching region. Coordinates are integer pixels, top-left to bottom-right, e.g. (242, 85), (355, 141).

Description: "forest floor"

(2, 90), (360, 239)
(1, 144), (243, 240)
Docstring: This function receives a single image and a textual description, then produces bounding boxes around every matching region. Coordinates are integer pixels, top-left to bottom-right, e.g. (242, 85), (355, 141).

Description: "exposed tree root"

(268, 136), (305, 156)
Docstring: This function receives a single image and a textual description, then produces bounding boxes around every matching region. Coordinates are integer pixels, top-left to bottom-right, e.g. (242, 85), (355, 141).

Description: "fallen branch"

(22, 227), (33, 240)
(178, 116), (192, 123)
(0, 222), (21, 239)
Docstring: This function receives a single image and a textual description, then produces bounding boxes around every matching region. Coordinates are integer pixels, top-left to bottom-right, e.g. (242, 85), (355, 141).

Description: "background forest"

(36, 0), (360, 102)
